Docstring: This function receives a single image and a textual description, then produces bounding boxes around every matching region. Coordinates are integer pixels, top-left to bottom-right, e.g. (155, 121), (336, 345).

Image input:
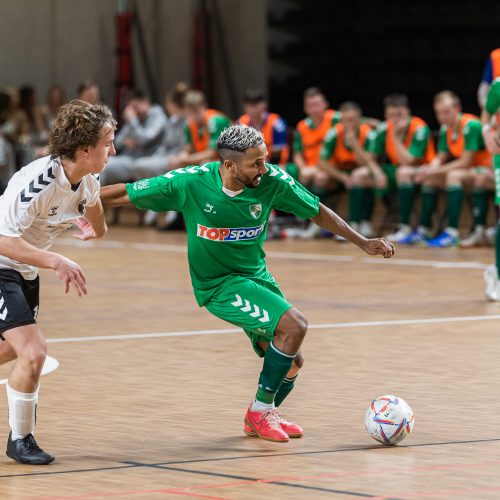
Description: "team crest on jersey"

(249, 203), (262, 219)
(77, 199), (87, 215)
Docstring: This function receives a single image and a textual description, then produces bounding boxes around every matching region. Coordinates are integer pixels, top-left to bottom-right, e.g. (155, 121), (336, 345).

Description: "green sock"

(398, 183), (415, 225)
(362, 188), (375, 221)
(496, 222), (500, 280)
(255, 342), (295, 404)
(447, 185), (464, 229)
(274, 374), (298, 407)
(472, 188), (489, 226)
(419, 186), (437, 229)
(349, 186), (364, 223)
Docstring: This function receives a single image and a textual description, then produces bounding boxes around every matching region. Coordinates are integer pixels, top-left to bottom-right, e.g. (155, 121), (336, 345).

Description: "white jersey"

(0, 156), (100, 280)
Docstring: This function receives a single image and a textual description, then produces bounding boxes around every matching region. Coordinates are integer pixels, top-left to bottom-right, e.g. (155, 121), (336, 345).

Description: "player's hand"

(415, 165), (439, 183)
(72, 218), (97, 241)
(483, 127), (500, 155)
(373, 170), (387, 189)
(52, 255), (87, 296)
(362, 238), (395, 258)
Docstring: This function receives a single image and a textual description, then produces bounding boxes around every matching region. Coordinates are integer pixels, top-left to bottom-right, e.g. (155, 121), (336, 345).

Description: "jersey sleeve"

(86, 176), (101, 207)
(367, 127), (385, 155)
(184, 123), (193, 147)
(0, 188), (40, 237)
(126, 175), (187, 212)
(208, 116), (230, 150)
(485, 80), (500, 115)
(463, 120), (483, 151)
(408, 125), (430, 159)
(437, 127), (449, 153)
(271, 169), (320, 219)
(320, 128), (337, 160)
(293, 130), (303, 153)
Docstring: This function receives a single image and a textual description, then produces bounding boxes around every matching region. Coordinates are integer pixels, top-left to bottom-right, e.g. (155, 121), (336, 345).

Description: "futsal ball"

(364, 395), (414, 445)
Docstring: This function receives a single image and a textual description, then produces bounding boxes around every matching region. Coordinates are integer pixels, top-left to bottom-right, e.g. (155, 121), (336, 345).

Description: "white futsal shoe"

(484, 264), (500, 301)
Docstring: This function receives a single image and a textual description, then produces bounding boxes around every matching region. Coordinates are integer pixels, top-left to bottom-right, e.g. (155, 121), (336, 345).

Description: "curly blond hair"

(48, 99), (116, 161)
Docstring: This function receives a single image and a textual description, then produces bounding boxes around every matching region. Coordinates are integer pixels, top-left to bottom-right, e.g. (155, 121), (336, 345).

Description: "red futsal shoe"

(244, 410), (303, 438)
(244, 406), (289, 443)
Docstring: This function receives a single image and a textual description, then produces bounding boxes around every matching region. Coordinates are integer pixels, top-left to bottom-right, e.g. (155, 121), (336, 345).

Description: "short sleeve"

(408, 126), (430, 159)
(86, 175), (101, 207)
(367, 127), (384, 155)
(126, 175), (187, 212)
(320, 128), (337, 160)
(485, 80), (500, 115)
(184, 124), (192, 146)
(293, 130), (303, 153)
(272, 171), (320, 219)
(0, 187), (40, 237)
(208, 116), (230, 149)
(463, 120), (483, 151)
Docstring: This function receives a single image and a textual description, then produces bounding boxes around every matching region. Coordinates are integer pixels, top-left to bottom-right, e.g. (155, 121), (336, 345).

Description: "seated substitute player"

(414, 91), (492, 247)
(168, 90), (230, 168)
(0, 100), (115, 464)
(237, 88), (288, 166)
(482, 77), (500, 300)
(478, 47), (500, 109)
(100, 125), (395, 443)
(367, 94), (435, 243)
(319, 101), (386, 238)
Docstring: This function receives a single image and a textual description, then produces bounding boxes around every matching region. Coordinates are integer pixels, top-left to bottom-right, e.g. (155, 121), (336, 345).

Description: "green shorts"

(205, 274), (292, 357)
(375, 163), (397, 196)
(495, 155), (500, 205)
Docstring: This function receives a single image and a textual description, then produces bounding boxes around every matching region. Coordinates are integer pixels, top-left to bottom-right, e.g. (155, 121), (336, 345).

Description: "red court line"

(35, 458), (500, 500)
(372, 485), (500, 499)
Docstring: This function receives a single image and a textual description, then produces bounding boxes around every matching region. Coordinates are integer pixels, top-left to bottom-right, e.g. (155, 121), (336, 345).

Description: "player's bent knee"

(294, 350), (304, 369)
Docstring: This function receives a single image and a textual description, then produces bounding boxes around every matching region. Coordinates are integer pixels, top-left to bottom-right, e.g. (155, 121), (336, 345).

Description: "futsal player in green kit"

(482, 77), (500, 300)
(101, 125), (395, 443)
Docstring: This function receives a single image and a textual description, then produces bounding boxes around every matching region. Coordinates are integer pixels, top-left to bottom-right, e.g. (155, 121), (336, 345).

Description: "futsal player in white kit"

(0, 100), (116, 464)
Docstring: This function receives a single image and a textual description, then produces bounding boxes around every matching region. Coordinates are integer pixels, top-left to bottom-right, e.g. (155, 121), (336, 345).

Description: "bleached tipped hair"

(217, 125), (265, 157)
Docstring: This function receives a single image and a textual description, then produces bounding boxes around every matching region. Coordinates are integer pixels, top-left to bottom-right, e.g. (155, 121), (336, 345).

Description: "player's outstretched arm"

(100, 183), (132, 208)
(0, 236), (87, 296)
(311, 204), (395, 258)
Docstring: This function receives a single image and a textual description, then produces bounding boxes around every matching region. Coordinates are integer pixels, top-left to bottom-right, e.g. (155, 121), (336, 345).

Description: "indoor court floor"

(1, 225), (500, 499)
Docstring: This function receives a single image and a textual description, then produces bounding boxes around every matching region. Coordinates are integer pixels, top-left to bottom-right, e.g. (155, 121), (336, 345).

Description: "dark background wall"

(267, 0), (500, 128)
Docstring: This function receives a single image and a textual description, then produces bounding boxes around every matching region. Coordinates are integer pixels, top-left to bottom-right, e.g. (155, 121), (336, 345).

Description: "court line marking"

(45, 314), (500, 344)
(0, 355), (59, 384)
(3, 436), (500, 481)
(125, 462), (375, 498)
(54, 237), (488, 270)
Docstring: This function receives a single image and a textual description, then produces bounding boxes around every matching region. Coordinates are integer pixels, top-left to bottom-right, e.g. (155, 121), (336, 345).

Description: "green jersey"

(437, 114), (485, 154)
(126, 162), (320, 306)
(368, 117), (431, 163)
(485, 78), (500, 115)
(185, 113), (231, 152)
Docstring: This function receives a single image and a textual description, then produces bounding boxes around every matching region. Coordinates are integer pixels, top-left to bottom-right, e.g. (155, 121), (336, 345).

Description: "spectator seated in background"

(237, 88), (288, 166)
(131, 82), (188, 181)
(318, 101), (385, 238)
(290, 87), (341, 239)
(40, 84), (66, 130)
(168, 90), (230, 169)
(415, 91), (492, 248)
(77, 79), (103, 106)
(0, 91), (15, 193)
(367, 94), (436, 244)
(99, 89), (167, 185)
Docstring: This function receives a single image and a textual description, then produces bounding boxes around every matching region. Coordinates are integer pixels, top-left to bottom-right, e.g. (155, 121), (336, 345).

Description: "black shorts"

(0, 269), (39, 338)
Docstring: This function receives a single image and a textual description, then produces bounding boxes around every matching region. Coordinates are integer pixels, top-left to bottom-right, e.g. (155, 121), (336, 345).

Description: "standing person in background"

(319, 101), (385, 238)
(478, 48), (500, 109)
(237, 88), (288, 166)
(168, 90), (230, 168)
(40, 84), (66, 130)
(482, 78), (500, 300)
(0, 99), (115, 464)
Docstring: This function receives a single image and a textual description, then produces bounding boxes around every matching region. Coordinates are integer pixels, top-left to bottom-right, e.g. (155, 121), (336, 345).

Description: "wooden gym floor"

(1, 225), (500, 499)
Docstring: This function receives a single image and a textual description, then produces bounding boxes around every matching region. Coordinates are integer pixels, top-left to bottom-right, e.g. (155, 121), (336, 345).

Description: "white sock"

(6, 384), (39, 440)
(251, 400), (275, 412)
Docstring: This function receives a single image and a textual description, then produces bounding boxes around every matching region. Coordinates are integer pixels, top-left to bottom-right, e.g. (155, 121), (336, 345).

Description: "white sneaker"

(461, 225), (487, 248)
(385, 225), (411, 243)
(282, 227), (303, 239)
(143, 210), (157, 226)
(359, 221), (374, 238)
(485, 226), (497, 246)
(484, 264), (500, 301)
(298, 222), (321, 240)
